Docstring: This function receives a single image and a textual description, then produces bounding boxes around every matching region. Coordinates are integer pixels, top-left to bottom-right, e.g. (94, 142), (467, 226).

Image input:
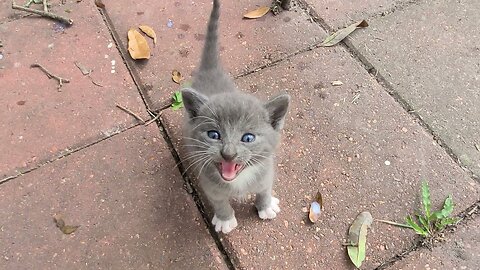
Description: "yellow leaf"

(243, 6), (270, 19)
(172, 70), (183, 84)
(127, 28), (151, 60)
(139, 25), (157, 45)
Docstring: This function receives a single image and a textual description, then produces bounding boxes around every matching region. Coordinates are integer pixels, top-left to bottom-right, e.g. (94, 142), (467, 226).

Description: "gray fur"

(181, 0), (290, 232)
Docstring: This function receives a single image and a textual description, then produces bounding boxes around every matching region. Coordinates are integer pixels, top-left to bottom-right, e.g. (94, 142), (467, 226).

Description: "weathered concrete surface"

(105, 0), (324, 110)
(161, 45), (480, 269)
(303, 0), (416, 29)
(388, 215), (480, 270)
(0, 0), (147, 180)
(348, 0), (480, 178)
(0, 125), (227, 270)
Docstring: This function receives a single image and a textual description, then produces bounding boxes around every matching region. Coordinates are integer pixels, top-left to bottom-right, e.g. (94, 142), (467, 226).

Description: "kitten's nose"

(221, 143), (237, 161)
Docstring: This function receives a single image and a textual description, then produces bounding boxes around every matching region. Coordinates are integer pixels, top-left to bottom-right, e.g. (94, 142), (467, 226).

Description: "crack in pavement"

(0, 123), (141, 186)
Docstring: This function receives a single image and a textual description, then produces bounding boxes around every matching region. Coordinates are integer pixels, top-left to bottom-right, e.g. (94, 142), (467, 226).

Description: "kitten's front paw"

(258, 197), (281, 220)
(212, 214), (238, 234)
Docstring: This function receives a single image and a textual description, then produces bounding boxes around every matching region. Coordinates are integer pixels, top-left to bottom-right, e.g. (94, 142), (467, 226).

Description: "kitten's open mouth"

(219, 161), (244, 181)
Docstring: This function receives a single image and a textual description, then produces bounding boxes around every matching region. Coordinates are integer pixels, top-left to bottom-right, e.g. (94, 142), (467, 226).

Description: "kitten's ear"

(264, 93), (291, 131)
(181, 88), (209, 119)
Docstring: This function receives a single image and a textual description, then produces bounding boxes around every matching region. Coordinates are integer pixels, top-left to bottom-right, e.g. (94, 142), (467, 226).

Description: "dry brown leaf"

(94, 0), (105, 8)
(128, 28), (151, 60)
(243, 6), (270, 19)
(308, 191), (323, 223)
(172, 70), (183, 84)
(320, 20), (368, 47)
(139, 25), (157, 45)
(53, 215), (80, 235)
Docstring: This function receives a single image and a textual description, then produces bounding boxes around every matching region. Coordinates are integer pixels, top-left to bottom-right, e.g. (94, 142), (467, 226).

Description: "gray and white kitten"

(181, 0), (290, 234)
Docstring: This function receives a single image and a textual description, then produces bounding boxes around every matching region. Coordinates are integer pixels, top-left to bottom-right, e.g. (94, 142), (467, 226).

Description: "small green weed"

(404, 181), (458, 237)
(377, 181), (458, 239)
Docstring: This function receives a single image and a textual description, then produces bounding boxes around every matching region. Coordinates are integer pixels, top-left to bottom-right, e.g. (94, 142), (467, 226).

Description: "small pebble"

(107, 42), (113, 48)
(111, 60), (116, 66)
(111, 70), (115, 74)
(385, 160), (391, 166)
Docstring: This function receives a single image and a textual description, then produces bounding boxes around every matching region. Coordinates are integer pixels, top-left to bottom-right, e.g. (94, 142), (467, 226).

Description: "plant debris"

(320, 20), (368, 47)
(331, 80), (343, 86)
(346, 211), (373, 268)
(116, 104), (145, 123)
(53, 215), (80, 235)
(139, 25), (157, 45)
(171, 91), (184, 110)
(172, 70), (184, 84)
(31, 63), (70, 90)
(74, 61), (92, 75)
(94, 0), (105, 8)
(127, 28), (151, 60)
(12, 2), (73, 25)
(243, 6), (270, 19)
(308, 191), (323, 223)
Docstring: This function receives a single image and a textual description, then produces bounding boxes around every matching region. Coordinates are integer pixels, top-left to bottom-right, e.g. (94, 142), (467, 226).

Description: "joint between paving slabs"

(94, 5), (155, 113)
(293, 0), (480, 183)
(153, 119), (237, 270)
(0, 123), (141, 186)
(374, 200), (480, 270)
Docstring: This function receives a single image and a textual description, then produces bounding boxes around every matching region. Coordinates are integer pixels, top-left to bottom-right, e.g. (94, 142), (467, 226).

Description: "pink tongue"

(221, 161), (238, 181)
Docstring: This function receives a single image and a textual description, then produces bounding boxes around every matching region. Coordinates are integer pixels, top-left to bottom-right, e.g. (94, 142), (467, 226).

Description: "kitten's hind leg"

(255, 191), (281, 220)
(209, 197), (238, 234)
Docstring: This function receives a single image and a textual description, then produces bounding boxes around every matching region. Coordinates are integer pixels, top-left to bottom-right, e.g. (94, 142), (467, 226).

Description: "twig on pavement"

(30, 63), (70, 90)
(116, 104), (146, 123)
(144, 112), (162, 126)
(42, 0), (48, 12)
(12, 2), (73, 25)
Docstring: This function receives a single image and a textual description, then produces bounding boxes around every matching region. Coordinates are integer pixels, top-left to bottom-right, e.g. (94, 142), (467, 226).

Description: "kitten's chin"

(218, 161), (244, 182)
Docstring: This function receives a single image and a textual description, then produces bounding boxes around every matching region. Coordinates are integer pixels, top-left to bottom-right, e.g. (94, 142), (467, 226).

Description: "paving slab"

(104, 0), (324, 110)
(0, 0), (147, 180)
(161, 44), (480, 269)
(388, 215), (480, 270)
(349, 0), (480, 178)
(303, 0), (416, 29)
(0, 124), (227, 270)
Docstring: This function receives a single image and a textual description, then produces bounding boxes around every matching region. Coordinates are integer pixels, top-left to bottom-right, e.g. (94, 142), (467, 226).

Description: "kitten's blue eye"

(241, 133), (255, 143)
(207, 130), (221, 140)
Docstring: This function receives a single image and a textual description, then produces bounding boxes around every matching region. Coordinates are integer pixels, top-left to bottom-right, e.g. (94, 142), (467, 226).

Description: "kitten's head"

(181, 88), (290, 182)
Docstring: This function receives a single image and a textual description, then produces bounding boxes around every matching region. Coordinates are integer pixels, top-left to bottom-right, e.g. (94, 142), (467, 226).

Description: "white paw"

(258, 197), (281, 220)
(212, 214), (238, 234)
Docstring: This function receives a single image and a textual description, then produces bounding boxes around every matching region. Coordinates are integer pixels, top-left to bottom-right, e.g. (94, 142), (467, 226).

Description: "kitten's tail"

(199, 0), (220, 71)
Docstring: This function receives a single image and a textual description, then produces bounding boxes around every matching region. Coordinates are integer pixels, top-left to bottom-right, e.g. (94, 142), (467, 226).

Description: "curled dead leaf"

(139, 25), (157, 45)
(243, 6), (270, 19)
(172, 70), (183, 84)
(331, 80), (344, 86)
(308, 191), (323, 223)
(127, 28), (151, 60)
(53, 215), (80, 235)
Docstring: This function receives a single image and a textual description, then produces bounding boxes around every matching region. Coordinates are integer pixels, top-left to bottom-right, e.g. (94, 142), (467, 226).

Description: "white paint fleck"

(111, 70), (115, 74)
(111, 60), (116, 66)
(385, 160), (391, 166)
(104, 54), (109, 59)
(107, 42), (113, 48)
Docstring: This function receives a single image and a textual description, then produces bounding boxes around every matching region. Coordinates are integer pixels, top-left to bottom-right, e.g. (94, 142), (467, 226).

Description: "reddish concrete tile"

(389, 216), (480, 270)
(0, 1), (147, 179)
(161, 46), (480, 269)
(104, 0), (324, 109)
(349, 0), (480, 178)
(0, 125), (227, 270)
(304, 0), (414, 29)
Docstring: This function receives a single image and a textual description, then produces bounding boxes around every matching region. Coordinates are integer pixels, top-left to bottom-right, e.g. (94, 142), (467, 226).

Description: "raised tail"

(198, 0), (220, 71)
